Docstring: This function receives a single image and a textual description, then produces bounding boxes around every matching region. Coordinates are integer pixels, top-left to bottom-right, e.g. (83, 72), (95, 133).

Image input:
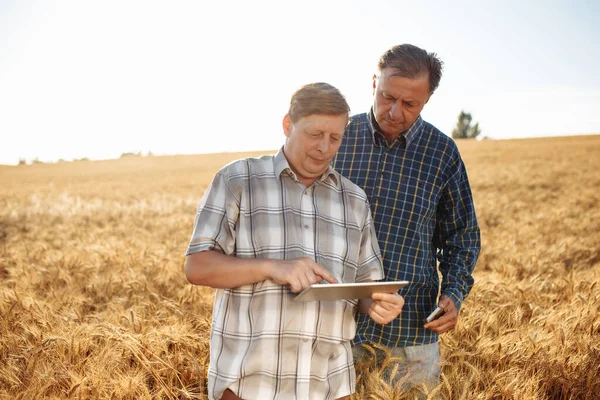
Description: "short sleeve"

(186, 170), (240, 256)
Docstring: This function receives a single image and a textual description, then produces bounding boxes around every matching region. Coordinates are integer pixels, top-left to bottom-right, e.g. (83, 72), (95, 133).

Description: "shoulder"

(349, 112), (369, 124)
(337, 173), (371, 207)
(334, 175), (374, 228)
(217, 154), (276, 179)
(418, 119), (461, 158)
(337, 113), (372, 155)
(421, 120), (458, 153)
(417, 121), (471, 185)
(345, 113), (370, 134)
(214, 154), (276, 196)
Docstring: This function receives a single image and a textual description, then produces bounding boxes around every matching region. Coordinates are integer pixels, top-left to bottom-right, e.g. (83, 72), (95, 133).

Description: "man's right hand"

(267, 257), (338, 293)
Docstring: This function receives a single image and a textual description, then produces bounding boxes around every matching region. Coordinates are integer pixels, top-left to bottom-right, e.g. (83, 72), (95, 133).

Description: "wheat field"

(1, 135), (599, 399)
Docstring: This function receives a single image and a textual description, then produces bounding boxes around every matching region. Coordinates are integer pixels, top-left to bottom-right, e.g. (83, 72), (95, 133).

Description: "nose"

(316, 137), (331, 153)
(389, 102), (403, 121)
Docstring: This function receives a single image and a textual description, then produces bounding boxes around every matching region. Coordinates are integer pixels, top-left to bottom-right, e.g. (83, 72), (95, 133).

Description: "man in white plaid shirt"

(185, 82), (405, 400)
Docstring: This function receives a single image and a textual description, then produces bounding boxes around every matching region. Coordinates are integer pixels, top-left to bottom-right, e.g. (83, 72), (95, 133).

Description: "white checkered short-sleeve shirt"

(187, 149), (384, 400)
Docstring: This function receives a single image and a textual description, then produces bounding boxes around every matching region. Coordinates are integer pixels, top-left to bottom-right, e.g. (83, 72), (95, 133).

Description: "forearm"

(436, 151), (480, 306)
(439, 223), (480, 306)
(185, 250), (274, 289)
(439, 241), (479, 308)
(440, 259), (476, 309)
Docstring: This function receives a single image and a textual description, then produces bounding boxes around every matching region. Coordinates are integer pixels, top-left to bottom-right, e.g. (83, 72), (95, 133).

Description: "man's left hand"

(423, 294), (458, 333)
(367, 292), (405, 325)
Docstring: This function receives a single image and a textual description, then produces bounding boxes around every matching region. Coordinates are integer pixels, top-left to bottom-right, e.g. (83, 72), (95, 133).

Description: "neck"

(382, 131), (402, 143)
(298, 176), (318, 187)
(374, 120), (403, 143)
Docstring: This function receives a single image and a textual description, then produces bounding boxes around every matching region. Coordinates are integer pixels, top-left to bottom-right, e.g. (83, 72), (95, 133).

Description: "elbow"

(185, 256), (208, 286)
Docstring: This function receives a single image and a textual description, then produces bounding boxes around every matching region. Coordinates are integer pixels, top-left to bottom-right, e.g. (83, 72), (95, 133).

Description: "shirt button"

(303, 338), (309, 342)
(303, 225), (309, 229)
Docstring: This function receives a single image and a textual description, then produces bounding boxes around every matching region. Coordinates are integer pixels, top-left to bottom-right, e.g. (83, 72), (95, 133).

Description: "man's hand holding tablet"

(294, 281), (408, 325)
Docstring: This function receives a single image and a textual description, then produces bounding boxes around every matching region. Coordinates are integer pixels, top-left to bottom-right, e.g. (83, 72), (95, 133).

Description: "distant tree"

(120, 151), (143, 158)
(452, 111), (481, 139)
(18, 158), (27, 165)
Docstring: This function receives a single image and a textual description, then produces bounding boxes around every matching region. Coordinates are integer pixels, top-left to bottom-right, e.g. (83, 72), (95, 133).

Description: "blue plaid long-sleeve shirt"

(332, 111), (481, 347)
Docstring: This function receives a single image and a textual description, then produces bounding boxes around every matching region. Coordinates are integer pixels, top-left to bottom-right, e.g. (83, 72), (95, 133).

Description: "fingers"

(437, 320), (457, 332)
(368, 302), (389, 324)
(287, 267), (313, 293)
(285, 258), (337, 292)
(424, 311), (457, 333)
(368, 293), (404, 325)
(287, 278), (303, 293)
(288, 276), (315, 293)
(424, 296), (459, 333)
(311, 263), (338, 284)
(368, 302), (396, 324)
(371, 292), (405, 308)
(297, 274), (311, 292)
(368, 309), (387, 324)
(438, 295), (454, 311)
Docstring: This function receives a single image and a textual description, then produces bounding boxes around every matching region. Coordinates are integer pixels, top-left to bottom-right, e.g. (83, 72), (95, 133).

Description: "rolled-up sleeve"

(186, 170), (239, 256)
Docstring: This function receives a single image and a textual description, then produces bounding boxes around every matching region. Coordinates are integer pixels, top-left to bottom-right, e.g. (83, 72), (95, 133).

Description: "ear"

(282, 114), (292, 137)
(372, 74), (378, 94)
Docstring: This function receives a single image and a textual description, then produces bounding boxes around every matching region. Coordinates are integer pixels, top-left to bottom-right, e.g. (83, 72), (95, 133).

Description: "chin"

(309, 159), (329, 167)
(307, 168), (327, 177)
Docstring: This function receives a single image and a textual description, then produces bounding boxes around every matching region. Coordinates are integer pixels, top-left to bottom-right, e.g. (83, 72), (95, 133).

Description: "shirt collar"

(274, 147), (339, 187)
(367, 108), (422, 149)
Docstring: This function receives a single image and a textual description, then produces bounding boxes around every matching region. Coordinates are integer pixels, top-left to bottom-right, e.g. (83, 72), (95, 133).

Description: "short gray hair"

(378, 44), (444, 94)
(288, 82), (350, 123)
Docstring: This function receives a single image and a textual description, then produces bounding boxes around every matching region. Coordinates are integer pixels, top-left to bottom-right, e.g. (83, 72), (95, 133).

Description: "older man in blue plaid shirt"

(332, 44), (481, 392)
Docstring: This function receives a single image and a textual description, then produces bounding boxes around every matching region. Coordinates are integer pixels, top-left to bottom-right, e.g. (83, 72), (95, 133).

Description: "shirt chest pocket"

(400, 176), (439, 221)
(320, 221), (362, 283)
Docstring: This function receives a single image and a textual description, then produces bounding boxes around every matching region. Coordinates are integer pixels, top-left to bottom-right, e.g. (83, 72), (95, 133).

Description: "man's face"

(372, 67), (431, 140)
(282, 113), (347, 185)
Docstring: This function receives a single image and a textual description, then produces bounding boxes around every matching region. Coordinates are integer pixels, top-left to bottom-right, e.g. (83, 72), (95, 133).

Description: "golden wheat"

(1, 137), (599, 399)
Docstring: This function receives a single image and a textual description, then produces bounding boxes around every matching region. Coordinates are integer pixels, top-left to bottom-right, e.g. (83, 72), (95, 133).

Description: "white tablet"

(294, 281), (409, 302)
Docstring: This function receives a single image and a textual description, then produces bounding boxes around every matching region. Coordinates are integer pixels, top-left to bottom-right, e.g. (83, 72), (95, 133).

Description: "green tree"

(452, 111), (481, 139)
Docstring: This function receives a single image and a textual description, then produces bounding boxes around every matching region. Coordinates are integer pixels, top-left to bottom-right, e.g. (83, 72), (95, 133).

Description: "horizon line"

(2, 132), (599, 167)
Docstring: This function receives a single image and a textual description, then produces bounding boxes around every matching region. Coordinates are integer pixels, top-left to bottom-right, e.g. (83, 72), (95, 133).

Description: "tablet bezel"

(293, 280), (409, 302)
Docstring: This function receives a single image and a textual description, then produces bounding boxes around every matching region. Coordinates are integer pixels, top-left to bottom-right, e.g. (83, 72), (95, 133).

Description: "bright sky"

(1, 0), (599, 165)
